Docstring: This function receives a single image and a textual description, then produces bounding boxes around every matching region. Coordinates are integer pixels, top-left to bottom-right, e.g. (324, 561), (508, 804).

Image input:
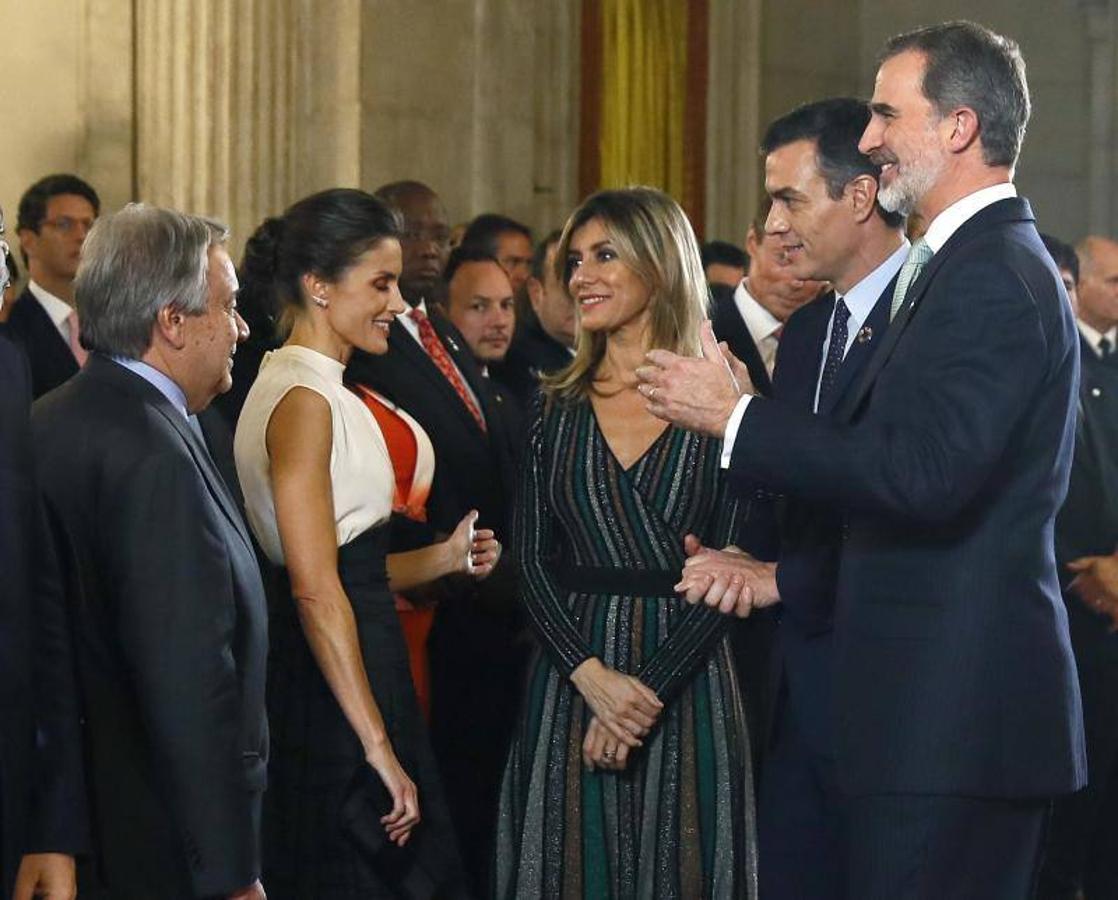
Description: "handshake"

(674, 534), (782, 618)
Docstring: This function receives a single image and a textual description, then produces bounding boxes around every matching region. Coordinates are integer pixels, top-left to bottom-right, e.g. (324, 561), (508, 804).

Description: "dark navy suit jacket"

(741, 280), (894, 754)
(2, 286), (79, 399)
(729, 197), (1086, 798)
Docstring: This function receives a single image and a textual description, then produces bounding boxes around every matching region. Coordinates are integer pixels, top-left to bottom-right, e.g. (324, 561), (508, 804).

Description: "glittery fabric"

(495, 396), (758, 899)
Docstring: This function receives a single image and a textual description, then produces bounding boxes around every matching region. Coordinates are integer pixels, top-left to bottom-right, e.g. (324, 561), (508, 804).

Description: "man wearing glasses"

(3, 173), (100, 398)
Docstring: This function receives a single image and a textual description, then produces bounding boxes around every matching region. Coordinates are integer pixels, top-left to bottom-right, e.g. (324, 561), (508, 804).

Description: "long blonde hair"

(544, 187), (709, 401)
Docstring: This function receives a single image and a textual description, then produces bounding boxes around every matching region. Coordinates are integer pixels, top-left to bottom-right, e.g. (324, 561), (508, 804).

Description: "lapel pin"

(856, 325), (874, 344)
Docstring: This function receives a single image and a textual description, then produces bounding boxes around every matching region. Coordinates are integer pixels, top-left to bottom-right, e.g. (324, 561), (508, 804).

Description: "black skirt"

(262, 523), (469, 898)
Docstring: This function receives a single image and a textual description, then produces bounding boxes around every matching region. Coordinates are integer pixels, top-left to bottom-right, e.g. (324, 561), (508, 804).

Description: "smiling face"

(567, 218), (652, 337)
(446, 259), (516, 363)
(859, 50), (949, 217)
(744, 225), (826, 322)
(765, 138), (864, 289)
(180, 245), (247, 412)
(318, 239), (407, 356)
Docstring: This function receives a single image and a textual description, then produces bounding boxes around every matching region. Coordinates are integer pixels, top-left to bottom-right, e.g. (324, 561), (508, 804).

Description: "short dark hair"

(239, 188), (400, 339)
(701, 240), (748, 271)
(460, 213), (533, 258)
(1040, 233), (1079, 284)
(17, 173), (101, 233)
(444, 245), (501, 283)
(880, 21), (1030, 168)
(762, 97), (905, 229)
(531, 229), (563, 281)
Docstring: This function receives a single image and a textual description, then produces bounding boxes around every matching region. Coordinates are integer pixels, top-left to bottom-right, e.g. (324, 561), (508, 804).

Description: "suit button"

(1091, 387), (1102, 398)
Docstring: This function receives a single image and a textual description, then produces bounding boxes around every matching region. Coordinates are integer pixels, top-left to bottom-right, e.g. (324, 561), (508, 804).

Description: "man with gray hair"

(30, 204), (268, 900)
(642, 21), (1084, 897)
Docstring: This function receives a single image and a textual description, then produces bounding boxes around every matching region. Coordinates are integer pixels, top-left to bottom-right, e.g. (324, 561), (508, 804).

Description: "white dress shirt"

(398, 298), (482, 411)
(733, 280), (784, 375)
(28, 279), (76, 344)
(1076, 319), (1117, 358)
(722, 182), (1019, 467)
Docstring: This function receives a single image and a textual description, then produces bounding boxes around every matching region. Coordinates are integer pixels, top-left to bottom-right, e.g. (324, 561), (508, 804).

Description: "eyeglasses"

(42, 215), (96, 235)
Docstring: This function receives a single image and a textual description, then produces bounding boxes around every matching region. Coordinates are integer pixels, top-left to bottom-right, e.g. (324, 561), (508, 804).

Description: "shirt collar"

(733, 279), (783, 345)
(110, 356), (190, 418)
(835, 239), (910, 329)
(28, 279), (74, 329)
(1077, 318), (1118, 355)
(922, 182), (1018, 254)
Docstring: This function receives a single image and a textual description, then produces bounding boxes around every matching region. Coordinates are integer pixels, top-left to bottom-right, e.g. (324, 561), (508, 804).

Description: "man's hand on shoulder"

(13, 853), (76, 900)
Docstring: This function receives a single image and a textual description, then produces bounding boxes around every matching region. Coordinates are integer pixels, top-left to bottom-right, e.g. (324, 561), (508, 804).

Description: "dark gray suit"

(31, 356), (268, 899)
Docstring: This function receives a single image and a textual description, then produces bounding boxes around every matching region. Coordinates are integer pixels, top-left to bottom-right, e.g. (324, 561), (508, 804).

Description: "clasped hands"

(571, 658), (663, 772)
(635, 320), (757, 436)
(1068, 552), (1118, 631)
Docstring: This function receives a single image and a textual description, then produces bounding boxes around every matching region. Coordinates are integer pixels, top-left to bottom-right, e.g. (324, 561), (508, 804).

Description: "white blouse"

(234, 344), (394, 565)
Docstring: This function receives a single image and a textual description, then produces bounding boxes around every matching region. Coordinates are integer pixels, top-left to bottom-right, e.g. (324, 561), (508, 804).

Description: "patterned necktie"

(409, 307), (486, 432)
(889, 237), (933, 321)
(65, 309), (88, 366)
(817, 297), (851, 409)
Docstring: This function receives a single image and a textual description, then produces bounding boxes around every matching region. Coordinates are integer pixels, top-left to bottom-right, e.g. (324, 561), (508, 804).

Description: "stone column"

(704, 0), (763, 244)
(1083, 0), (1116, 235)
(134, 0), (362, 255)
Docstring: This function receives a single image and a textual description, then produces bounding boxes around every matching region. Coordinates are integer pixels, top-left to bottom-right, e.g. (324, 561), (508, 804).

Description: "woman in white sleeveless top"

(235, 189), (495, 898)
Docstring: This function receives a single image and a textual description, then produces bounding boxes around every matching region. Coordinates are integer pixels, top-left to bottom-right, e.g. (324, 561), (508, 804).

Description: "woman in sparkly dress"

(496, 187), (757, 898)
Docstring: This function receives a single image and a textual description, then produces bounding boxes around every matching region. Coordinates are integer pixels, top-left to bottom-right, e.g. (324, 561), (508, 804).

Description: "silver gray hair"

(75, 203), (229, 359)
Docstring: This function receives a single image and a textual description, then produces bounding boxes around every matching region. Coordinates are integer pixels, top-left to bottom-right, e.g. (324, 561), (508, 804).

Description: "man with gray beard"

(642, 21), (1085, 897)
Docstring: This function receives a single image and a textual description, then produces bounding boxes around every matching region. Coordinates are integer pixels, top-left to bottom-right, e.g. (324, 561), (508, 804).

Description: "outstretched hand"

(635, 321), (753, 437)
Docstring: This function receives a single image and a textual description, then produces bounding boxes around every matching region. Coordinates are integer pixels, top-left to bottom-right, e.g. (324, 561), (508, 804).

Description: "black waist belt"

(556, 565), (680, 598)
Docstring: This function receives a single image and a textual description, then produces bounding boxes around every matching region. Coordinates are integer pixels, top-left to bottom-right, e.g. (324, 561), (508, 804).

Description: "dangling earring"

(312, 295), (329, 309)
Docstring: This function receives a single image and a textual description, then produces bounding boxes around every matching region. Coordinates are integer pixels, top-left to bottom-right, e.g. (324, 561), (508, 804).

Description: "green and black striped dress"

(496, 395), (758, 899)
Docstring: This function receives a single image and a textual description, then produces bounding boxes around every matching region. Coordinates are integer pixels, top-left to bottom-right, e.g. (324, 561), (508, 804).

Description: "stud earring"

(312, 295), (329, 308)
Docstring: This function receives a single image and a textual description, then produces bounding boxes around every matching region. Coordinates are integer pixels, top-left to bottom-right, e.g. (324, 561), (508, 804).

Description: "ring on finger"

(603, 748), (616, 761)
(649, 386), (658, 401)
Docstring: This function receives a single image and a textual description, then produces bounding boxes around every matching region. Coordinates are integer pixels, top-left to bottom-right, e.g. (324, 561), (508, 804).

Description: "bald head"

(372, 180), (451, 304)
(1076, 236), (1118, 333)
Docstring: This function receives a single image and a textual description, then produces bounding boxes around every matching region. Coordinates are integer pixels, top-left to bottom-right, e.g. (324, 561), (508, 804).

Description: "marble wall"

(0, 0), (1113, 260)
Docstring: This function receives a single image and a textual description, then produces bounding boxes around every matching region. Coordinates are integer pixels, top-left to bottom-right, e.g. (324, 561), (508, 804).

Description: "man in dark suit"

(2, 204), (88, 900)
(1074, 236), (1118, 368)
(1038, 234), (1118, 899)
(3, 174), (100, 398)
(716, 97), (908, 899)
(31, 204), (267, 900)
(643, 22), (1085, 897)
(491, 230), (576, 408)
(708, 211), (826, 783)
(348, 180), (522, 891)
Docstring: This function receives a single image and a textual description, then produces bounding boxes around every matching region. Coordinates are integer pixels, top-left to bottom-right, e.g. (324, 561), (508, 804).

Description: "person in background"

(490, 229), (577, 408)
(459, 212), (534, 299)
(4, 174), (100, 397)
(1037, 233), (1118, 899)
(701, 238), (749, 288)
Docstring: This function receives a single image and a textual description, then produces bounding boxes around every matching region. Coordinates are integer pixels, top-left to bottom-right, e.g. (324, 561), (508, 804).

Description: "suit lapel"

(13, 289), (78, 386)
(836, 197), (1035, 423)
(711, 289), (773, 397)
(818, 276), (896, 417)
(87, 358), (254, 554)
(388, 318), (488, 439)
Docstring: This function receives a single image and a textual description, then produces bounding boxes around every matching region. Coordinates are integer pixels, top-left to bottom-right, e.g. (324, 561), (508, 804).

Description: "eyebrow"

(870, 101), (898, 116)
(771, 186), (804, 201)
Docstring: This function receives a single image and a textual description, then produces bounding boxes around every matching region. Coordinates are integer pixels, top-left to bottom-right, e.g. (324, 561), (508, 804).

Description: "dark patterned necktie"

(817, 297), (851, 408)
(409, 307), (486, 432)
